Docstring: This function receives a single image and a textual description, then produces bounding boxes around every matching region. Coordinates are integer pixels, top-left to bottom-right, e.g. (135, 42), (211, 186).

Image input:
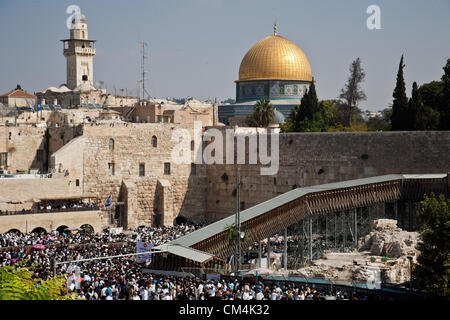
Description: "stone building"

(62, 13), (96, 90)
(119, 99), (218, 126)
(34, 11), (139, 109)
(35, 86), (139, 109)
(49, 122), (207, 228)
(0, 126), (48, 174)
(0, 89), (36, 108)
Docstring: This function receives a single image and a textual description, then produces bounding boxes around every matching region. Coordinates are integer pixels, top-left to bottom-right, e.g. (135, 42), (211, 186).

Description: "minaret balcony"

(63, 47), (96, 55)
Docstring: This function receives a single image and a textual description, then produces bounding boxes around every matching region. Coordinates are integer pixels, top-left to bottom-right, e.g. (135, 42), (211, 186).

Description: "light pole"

(235, 168), (241, 272)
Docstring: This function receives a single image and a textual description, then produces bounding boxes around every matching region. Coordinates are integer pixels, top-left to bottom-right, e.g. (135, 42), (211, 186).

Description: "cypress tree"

(440, 59), (450, 130)
(391, 55), (409, 130)
(408, 82), (422, 130)
(301, 79), (318, 121)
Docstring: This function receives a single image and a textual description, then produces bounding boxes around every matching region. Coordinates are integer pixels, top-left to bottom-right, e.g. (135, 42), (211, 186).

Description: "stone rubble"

(291, 219), (420, 284)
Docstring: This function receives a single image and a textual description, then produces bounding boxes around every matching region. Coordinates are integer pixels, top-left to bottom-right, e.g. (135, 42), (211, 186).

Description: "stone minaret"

(61, 13), (96, 90)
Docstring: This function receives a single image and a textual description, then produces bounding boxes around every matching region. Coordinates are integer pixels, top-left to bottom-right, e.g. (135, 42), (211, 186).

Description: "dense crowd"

(72, 275), (369, 300)
(38, 200), (96, 211)
(0, 225), (378, 300)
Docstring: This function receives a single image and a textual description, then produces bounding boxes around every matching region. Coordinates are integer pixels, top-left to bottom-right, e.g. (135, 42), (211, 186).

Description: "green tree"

(285, 80), (330, 132)
(409, 82), (439, 130)
(412, 193), (450, 298)
(14, 84), (22, 91)
(0, 265), (78, 300)
(419, 81), (444, 114)
(224, 224), (249, 245)
(339, 58), (366, 126)
(391, 55), (409, 130)
(246, 98), (275, 127)
(440, 59), (450, 130)
(366, 114), (390, 131)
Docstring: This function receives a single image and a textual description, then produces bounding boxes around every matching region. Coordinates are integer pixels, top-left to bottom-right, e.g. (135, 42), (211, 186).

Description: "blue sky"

(0, 0), (449, 111)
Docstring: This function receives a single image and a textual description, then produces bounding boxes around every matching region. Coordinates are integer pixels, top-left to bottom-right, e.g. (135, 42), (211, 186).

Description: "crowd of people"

(0, 201), (97, 216)
(71, 274), (370, 300)
(38, 200), (96, 211)
(0, 224), (383, 300)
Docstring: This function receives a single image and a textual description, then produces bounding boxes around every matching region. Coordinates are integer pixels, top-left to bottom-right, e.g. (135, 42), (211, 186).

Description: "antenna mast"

(138, 41), (150, 100)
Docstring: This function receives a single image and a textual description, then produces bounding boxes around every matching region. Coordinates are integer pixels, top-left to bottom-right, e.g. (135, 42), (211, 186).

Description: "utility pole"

(138, 41), (150, 101)
(235, 167), (241, 272)
(283, 227), (288, 270)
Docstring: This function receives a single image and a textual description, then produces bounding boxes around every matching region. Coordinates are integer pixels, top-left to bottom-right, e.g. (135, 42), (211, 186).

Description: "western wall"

(204, 129), (450, 221)
(1, 123), (449, 229)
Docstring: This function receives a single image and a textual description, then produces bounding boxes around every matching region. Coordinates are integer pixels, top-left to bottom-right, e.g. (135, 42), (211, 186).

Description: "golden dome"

(238, 35), (312, 82)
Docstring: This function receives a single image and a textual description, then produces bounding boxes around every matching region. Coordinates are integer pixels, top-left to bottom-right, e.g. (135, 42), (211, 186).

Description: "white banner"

(136, 241), (153, 263)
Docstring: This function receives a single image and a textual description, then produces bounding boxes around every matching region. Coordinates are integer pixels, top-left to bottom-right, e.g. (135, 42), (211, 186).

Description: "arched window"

(109, 138), (114, 151)
(82, 31), (85, 39)
(152, 136), (157, 148)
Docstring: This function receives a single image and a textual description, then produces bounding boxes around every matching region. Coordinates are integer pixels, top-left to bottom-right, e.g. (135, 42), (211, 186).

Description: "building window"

(82, 75), (88, 81)
(109, 138), (114, 151)
(108, 163), (115, 175)
(139, 163), (145, 177)
(193, 115), (198, 120)
(36, 149), (44, 163)
(191, 140), (195, 151)
(152, 136), (157, 148)
(164, 162), (170, 175)
(180, 115), (184, 120)
(191, 163), (196, 175)
(0, 153), (7, 167)
(240, 201), (245, 211)
(76, 179), (80, 187)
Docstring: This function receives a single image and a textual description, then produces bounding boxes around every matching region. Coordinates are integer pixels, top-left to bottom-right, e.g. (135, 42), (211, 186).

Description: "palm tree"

(246, 98), (275, 127)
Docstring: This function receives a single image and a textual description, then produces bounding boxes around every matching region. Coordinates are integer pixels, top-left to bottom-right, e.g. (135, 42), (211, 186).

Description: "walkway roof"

(158, 174), (446, 250)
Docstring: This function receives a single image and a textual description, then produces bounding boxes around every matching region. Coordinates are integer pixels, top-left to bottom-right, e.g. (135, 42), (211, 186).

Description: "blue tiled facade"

(236, 80), (310, 103)
(219, 80), (310, 125)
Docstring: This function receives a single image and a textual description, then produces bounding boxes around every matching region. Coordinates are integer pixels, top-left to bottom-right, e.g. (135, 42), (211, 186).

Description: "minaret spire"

(274, 19), (277, 35)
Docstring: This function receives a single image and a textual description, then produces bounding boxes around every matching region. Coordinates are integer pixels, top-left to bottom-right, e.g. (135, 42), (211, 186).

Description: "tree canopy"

(339, 58), (367, 126)
(412, 193), (450, 299)
(282, 80), (331, 132)
(246, 98), (275, 127)
(0, 264), (78, 300)
(440, 58), (450, 130)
